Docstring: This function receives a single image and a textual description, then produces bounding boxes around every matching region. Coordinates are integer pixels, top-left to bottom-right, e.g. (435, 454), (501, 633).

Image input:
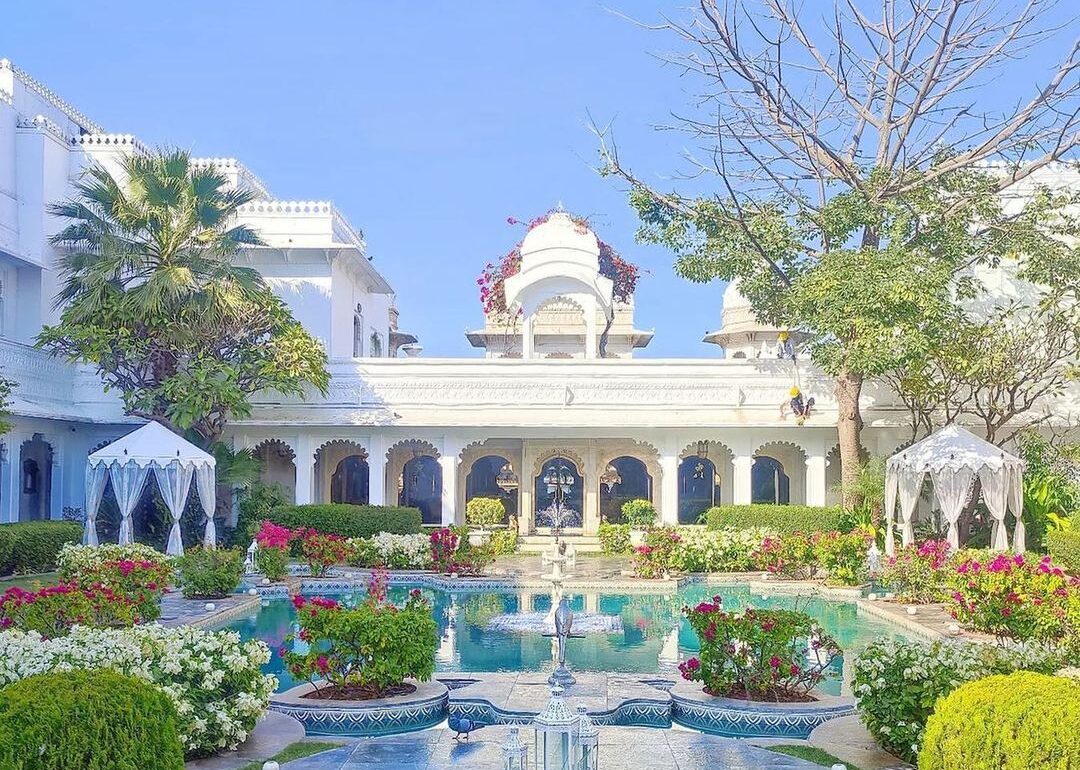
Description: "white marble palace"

(1, 60), (1077, 538)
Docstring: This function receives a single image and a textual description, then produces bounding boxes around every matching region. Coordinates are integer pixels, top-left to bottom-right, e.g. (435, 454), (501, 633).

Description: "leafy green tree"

(38, 149), (329, 444)
(598, 1), (1080, 504)
(0, 373), (15, 435)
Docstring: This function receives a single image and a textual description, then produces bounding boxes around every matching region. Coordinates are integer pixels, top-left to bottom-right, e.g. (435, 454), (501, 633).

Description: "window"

(352, 303), (364, 357)
(370, 331), (383, 357)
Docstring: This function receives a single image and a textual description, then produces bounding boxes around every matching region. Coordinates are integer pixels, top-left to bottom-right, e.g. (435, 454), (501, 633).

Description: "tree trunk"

(835, 369), (865, 510)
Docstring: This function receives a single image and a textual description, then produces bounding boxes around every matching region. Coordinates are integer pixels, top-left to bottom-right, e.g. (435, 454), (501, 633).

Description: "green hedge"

(1046, 528), (1080, 575)
(266, 504), (423, 539)
(702, 505), (845, 534)
(0, 669), (185, 770)
(919, 672), (1080, 770)
(0, 521), (83, 575)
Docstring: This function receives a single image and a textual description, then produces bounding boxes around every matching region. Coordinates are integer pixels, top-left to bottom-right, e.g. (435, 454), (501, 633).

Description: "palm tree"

(49, 149), (263, 328)
(40, 148), (330, 445)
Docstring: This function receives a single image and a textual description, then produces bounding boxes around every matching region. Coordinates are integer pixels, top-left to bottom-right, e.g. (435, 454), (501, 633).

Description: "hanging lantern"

(696, 441), (709, 459)
(533, 682), (577, 770)
(572, 705), (599, 770)
(502, 726), (529, 770)
(496, 463), (520, 493)
(599, 464), (621, 492)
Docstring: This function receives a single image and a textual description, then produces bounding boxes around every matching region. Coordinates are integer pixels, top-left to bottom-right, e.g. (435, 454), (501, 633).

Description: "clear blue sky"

(2, 2), (1073, 357)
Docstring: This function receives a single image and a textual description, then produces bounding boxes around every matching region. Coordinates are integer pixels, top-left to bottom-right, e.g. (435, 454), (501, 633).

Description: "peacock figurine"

(448, 714), (480, 741)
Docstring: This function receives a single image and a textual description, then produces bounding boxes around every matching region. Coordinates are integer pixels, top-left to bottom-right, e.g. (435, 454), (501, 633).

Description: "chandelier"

(599, 464), (622, 492)
(496, 463), (520, 493)
(543, 462), (575, 496)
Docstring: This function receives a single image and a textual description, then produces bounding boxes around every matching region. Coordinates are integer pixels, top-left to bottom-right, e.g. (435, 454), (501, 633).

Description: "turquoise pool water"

(224, 583), (906, 695)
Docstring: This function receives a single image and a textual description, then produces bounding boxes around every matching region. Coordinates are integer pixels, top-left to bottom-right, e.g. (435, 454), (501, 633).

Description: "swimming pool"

(224, 582), (906, 696)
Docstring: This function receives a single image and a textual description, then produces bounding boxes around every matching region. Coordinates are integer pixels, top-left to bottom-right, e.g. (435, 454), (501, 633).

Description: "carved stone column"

(733, 454), (754, 505)
(295, 435), (315, 505)
(659, 453), (679, 525)
(805, 453), (828, 507)
(438, 449), (460, 526)
(583, 450), (600, 534)
(367, 436), (386, 506)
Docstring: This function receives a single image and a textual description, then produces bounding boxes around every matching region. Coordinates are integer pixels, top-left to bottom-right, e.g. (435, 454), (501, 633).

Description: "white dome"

(721, 280), (750, 311)
(518, 212), (600, 272)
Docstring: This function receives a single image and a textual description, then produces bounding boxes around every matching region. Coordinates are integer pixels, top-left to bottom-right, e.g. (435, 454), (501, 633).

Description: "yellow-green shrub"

(919, 672), (1080, 770)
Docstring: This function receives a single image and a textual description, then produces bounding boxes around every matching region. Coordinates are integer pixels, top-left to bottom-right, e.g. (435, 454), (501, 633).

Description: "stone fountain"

(485, 487), (622, 643)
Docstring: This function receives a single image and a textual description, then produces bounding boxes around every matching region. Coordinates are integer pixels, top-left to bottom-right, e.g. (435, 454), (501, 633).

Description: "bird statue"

(448, 714), (480, 741)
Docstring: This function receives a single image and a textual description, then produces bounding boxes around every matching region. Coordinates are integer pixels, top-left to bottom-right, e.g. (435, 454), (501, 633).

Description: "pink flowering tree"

(679, 597), (840, 701)
(0, 583), (141, 638)
(254, 521), (294, 581)
(297, 529), (350, 577)
(879, 539), (952, 603)
(946, 552), (1078, 643)
(280, 570), (438, 698)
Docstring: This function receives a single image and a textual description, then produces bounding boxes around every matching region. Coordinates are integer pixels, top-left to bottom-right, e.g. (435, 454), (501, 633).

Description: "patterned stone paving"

(278, 727), (830, 770)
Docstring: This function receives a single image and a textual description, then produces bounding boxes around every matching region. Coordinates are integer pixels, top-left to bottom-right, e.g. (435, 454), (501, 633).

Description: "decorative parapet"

(0, 59), (104, 134)
(190, 157), (273, 199)
(16, 113), (68, 142)
(74, 133), (149, 154)
(0, 88), (12, 107)
(238, 200), (334, 216)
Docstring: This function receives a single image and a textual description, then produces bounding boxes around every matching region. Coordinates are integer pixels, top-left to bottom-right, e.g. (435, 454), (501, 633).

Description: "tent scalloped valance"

(84, 422), (217, 555)
(884, 425), (1025, 556)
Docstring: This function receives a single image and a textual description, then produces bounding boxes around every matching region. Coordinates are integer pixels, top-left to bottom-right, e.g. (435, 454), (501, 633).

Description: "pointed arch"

(753, 441), (808, 505)
(313, 439), (369, 504)
(252, 439), (297, 501)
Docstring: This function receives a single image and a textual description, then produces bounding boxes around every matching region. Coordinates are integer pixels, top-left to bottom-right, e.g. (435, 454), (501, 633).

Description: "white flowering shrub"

(0, 624), (275, 757)
(352, 533), (432, 569)
(676, 527), (776, 572)
(56, 542), (172, 580)
(852, 637), (1063, 763)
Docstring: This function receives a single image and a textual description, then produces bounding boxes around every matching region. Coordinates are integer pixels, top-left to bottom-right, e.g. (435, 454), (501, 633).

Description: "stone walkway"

(278, 727), (830, 770)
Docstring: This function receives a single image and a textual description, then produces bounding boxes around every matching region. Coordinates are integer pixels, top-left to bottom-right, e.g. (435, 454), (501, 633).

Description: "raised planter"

(670, 679), (855, 739)
(268, 679), (448, 737)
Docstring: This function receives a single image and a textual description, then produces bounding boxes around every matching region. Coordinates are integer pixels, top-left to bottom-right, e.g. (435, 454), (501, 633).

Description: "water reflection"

(226, 584), (905, 695)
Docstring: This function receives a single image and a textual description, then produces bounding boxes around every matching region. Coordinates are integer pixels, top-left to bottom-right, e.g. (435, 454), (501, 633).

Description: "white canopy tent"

(85, 422), (217, 556)
(884, 425), (1025, 556)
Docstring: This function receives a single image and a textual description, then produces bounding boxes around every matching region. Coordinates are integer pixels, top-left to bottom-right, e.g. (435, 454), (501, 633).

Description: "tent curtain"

(898, 469), (923, 548)
(154, 461), (195, 557)
(83, 464), (108, 547)
(111, 461), (150, 546)
(884, 469), (899, 556)
(195, 466), (217, 549)
(979, 465), (1011, 551)
(1009, 464), (1026, 553)
(932, 465), (976, 550)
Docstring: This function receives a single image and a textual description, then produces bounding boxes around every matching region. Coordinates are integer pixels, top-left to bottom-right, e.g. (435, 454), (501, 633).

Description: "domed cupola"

(503, 212), (614, 315)
(704, 280), (803, 358)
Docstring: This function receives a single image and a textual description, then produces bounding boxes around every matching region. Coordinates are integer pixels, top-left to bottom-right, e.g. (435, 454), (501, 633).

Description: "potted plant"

(622, 499), (657, 546)
(271, 570), (446, 734)
(678, 598), (840, 701)
(465, 497), (505, 545)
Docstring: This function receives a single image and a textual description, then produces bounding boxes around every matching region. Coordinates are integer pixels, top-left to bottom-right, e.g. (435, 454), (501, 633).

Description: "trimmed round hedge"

(0, 669), (185, 770)
(0, 521), (83, 575)
(919, 672), (1080, 770)
(702, 504), (844, 534)
(266, 504), (423, 539)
